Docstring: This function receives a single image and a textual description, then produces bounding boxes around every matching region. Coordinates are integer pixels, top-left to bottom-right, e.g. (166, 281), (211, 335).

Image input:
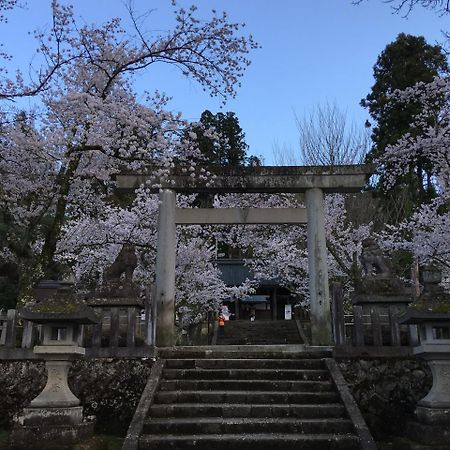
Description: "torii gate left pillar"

(154, 189), (177, 347)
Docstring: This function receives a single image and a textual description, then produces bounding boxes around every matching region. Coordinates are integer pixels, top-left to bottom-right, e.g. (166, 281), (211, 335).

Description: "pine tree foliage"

(362, 33), (448, 222)
(193, 110), (252, 166)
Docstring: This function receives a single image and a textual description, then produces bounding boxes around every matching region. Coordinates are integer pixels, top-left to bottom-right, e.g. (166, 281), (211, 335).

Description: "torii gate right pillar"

(306, 188), (333, 346)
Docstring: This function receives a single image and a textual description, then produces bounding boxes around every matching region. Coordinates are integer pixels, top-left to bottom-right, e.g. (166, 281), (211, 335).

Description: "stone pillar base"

(405, 420), (450, 446)
(11, 406), (94, 449)
(416, 405), (450, 425)
(10, 420), (94, 449)
(20, 406), (84, 426)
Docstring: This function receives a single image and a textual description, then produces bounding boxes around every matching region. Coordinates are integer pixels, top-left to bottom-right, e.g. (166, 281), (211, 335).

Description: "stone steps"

(154, 390), (340, 404)
(165, 358), (324, 369)
(139, 433), (360, 449)
(216, 320), (301, 346)
(149, 403), (347, 418)
(137, 353), (365, 449)
(157, 345), (331, 359)
(143, 417), (355, 435)
(158, 379), (335, 392)
(162, 368), (329, 380)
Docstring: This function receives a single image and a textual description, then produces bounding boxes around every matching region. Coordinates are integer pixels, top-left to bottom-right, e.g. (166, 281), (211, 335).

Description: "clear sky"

(1, 0), (447, 163)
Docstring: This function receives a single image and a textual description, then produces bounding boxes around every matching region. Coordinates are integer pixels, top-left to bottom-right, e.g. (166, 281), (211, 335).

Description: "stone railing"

(331, 283), (415, 357)
(0, 305), (154, 359)
(0, 306), (216, 359)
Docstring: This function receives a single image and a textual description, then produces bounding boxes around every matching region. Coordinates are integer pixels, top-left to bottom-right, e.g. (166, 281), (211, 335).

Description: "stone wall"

(0, 359), (154, 435)
(338, 358), (432, 440)
(0, 361), (45, 430)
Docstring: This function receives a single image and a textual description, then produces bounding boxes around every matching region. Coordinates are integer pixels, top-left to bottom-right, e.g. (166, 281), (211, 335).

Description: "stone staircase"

(216, 320), (302, 345)
(124, 347), (375, 450)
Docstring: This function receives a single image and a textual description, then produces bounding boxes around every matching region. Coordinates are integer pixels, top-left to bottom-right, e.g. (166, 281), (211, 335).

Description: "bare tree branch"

(294, 102), (369, 166)
(353, 0), (450, 16)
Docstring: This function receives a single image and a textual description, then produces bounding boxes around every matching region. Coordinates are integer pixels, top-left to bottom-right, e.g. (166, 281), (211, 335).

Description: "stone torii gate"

(117, 165), (371, 347)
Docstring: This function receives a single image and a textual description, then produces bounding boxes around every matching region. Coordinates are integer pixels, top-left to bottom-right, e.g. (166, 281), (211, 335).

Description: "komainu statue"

(103, 244), (137, 287)
(354, 237), (408, 298)
(89, 244), (141, 305)
(360, 237), (391, 278)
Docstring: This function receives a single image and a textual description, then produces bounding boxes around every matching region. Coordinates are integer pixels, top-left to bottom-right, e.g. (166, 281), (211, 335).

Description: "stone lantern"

(11, 284), (98, 448)
(399, 266), (450, 445)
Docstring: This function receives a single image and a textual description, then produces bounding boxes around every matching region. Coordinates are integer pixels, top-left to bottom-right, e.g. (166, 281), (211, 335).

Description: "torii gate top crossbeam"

(116, 164), (372, 194)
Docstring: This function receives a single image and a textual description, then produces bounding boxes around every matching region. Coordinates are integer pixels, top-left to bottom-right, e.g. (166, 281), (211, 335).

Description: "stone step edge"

(163, 368), (329, 373)
(150, 402), (345, 409)
(160, 378), (332, 382)
(139, 433), (358, 441)
(164, 363), (325, 368)
(145, 417), (353, 425)
(159, 379), (334, 386)
(157, 344), (333, 352)
(155, 390), (337, 396)
(165, 358), (323, 362)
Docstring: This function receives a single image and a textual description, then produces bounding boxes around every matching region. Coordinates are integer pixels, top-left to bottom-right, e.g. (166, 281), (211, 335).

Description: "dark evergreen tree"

(362, 33), (448, 222)
(191, 110), (260, 208)
(195, 110), (251, 166)
(364, 33), (448, 160)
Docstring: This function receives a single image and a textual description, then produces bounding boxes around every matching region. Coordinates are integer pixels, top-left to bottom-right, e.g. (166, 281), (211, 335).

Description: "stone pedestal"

(414, 351), (450, 425)
(352, 276), (411, 318)
(353, 238), (412, 323)
(31, 352), (82, 408)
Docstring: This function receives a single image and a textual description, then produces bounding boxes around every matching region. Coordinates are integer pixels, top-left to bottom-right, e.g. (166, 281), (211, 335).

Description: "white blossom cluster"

(0, 1), (258, 311)
(211, 193), (371, 305)
(378, 76), (450, 275)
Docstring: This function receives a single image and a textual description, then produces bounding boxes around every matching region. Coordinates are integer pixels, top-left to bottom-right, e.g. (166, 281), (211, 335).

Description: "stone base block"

(20, 406), (83, 426)
(416, 405), (450, 425)
(391, 436), (450, 450)
(10, 420), (94, 449)
(405, 420), (450, 446)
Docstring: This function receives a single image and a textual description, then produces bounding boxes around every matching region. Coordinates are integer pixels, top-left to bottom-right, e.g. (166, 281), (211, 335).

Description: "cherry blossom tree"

(56, 189), (255, 324)
(0, 1), (258, 305)
(211, 193), (371, 305)
(376, 76), (450, 277)
(0, 1), (257, 100)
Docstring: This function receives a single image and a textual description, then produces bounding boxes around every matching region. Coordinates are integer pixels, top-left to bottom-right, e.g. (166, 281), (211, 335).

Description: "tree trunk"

(16, 152), (82, 304)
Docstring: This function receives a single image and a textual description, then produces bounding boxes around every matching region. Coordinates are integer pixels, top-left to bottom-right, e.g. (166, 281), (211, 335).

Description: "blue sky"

(1, 0), (447, 163)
